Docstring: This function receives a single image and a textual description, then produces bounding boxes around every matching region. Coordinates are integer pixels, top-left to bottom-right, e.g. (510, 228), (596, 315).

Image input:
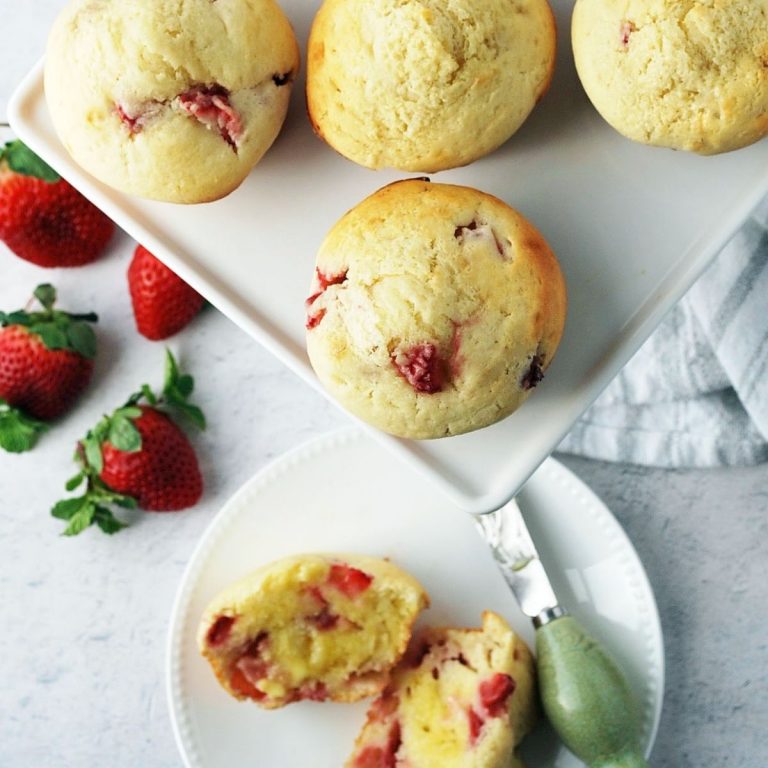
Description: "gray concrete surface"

(558, 456), (768, 768)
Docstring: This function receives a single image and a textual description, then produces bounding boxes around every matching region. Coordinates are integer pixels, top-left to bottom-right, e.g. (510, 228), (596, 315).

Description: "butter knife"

(477, 499), (650, 768)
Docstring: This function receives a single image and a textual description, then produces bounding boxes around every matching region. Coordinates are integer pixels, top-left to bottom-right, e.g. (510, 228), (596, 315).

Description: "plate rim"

(165, 427), (664, 767)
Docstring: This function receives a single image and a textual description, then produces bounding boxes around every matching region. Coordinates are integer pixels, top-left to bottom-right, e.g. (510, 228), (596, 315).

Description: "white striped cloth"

(558, 196), (768, 467)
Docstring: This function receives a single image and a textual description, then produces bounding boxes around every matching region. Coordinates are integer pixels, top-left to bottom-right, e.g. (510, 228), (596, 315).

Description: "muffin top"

(45, 0), (300, 202)
(305, 180), (567, 439)
(307, 0), (556, 171)
(572, 0), (768, 154)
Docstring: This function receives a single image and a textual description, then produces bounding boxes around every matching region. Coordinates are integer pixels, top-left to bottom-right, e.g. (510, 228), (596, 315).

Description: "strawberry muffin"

(306, 0), (556, 171)
(305, 179), (567, 439)
(198, 554), (429, 707)
(45, 0), (300, 203)
(346, 612), (536, 768)
(572, 0), (768, 154)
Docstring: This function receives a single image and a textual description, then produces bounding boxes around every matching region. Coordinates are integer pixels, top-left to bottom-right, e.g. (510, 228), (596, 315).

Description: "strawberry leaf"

(93, 506), (128, 534)
(114, 406), (142, 420)
(33, 284), (56, 311)
(65, 472), (86, 491)
(108, 415), (142, 452)
(106, 494), (138, 510)
(31, 323), (69, 351)
(0, 400), (47, 453)
(168, 400), (206, 431)
(1, 285), (98, 357)
(62, 502), (96, 536)
(83, 434), (103, 473)
(176, 374), (194, 398)
(0, 311), (32, 327)
(51, 496), (88, 520)
(164, 349), (182, 391)
(1, 140), (60, 182)
(141, 384), (157, 405)
(161, 349), (206, 429)
(66, 322), (97, 359)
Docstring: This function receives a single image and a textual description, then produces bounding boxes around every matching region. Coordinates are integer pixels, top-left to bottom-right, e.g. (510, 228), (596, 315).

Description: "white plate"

(12, 1), (768, 513)
(166, 429), (664, 767)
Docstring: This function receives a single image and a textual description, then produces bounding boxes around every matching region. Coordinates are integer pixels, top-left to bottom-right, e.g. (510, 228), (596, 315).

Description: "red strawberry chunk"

(229, 666), (266, 700)
(305, 269), (347, 330)
(316, 268), (348, 291)
(116, 104), (141, 133)
(206, 615), (235, 647)
(236, 655), (269, 685)
(369, 694), (399, 723)
(620, 21), (636, 47)
(392, 342), (446, 394)
(178, 85), (243, 150)
(298, 681), (329, 702)
(479, 673), (516, 717)
(305, 307), (326, 330)
(354, 721), (401, 768)
(115, 101), (164, 134)
(327, 564), (373, 598)
(232, 631), (270, 697)
(308, 607), (339, 631)
(467, 708), (484, 744)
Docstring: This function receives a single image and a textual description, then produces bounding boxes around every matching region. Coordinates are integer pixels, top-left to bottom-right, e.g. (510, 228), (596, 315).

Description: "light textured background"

(1, 2), (767, 766)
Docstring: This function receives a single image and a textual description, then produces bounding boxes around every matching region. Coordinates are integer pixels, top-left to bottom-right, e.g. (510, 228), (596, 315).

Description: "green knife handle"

(536, 615), (649, 768)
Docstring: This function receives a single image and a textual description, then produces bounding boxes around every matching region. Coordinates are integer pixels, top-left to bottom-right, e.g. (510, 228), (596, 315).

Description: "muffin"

(198, 554), (429, 707)
(572, 0), (768, 154)
(305, 180), (567, 439)
(345, 611), (536, 768)
(306, 0), (556, 171)
(45, 0), (300, 203)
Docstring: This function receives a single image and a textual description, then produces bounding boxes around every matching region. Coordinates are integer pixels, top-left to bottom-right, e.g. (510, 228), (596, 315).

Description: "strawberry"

(51, 350), (205, 536)
(128, 245), (205, 340)
(99, 406), (202, 510)
(327, 563), (374, 598)
(0, 284), (98, 452)
(0, 140), (114, 267)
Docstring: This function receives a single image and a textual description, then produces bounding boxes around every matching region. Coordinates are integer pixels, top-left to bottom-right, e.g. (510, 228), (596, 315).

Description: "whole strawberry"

(128, 245), (205, 340)
(51, 350), (205, 535)
(0, 284), (97, 452)
(0, 140), (114, 267)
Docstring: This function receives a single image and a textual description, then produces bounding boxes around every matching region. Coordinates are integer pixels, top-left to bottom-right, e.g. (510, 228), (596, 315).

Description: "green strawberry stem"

(51, 349), (205, 536)
(0, 399), (47, 453)
(0, 139), (60, 182)
(0, 283), (98, 359)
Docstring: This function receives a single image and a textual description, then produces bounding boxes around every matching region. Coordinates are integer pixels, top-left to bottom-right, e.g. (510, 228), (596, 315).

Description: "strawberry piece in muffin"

(346, 612), (536, 768)
(198, 554), (429, 708)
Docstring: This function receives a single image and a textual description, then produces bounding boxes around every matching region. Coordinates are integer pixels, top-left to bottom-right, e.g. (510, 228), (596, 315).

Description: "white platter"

(10, 1), (768, 513)
(166, 428), (664, 768)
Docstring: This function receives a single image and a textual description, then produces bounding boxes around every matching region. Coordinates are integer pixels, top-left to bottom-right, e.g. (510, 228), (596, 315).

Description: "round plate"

(167, 429), (664, 767)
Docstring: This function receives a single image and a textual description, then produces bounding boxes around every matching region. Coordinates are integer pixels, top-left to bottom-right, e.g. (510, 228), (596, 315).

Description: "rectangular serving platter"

(11, 0), (768, 514)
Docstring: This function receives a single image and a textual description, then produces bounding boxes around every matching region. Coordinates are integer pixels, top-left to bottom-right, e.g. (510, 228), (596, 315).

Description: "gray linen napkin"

(558, 196), (768, 468)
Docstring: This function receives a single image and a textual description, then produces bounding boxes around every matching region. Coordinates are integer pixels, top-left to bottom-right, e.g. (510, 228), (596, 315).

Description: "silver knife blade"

(475, 498), (560, 620)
